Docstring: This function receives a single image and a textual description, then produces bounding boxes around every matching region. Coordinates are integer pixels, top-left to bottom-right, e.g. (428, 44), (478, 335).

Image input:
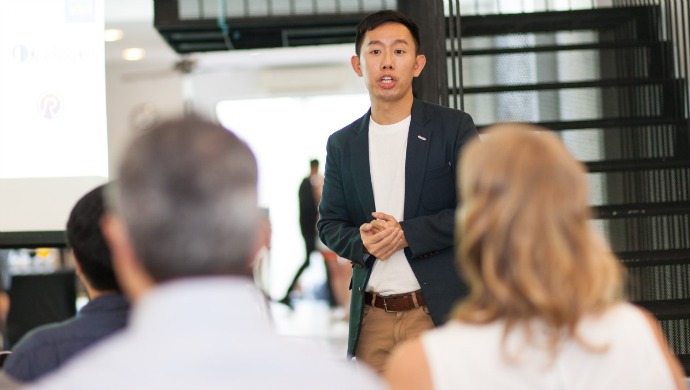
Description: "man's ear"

(413, 54), (427, 77)
(101, 213), (130, 268)
(351, 55), (363, 77)
(73, 257), (84, 279)
(101, 212), (153, 300)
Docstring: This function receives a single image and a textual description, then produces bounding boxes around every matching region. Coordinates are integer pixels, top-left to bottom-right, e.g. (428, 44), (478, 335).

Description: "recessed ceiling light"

(104, 28), (124, 42)
(122, 48), (145, 61)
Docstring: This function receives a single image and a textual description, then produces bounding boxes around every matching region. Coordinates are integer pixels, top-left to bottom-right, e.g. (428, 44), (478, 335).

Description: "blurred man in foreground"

(30, 115), (381, 390)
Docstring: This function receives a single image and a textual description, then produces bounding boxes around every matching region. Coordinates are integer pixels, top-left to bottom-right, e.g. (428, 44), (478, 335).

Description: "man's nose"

(381, 52), (393, 70)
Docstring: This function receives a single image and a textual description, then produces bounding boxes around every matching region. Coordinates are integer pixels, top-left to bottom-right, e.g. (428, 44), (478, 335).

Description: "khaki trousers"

(355, 304), (434, 374)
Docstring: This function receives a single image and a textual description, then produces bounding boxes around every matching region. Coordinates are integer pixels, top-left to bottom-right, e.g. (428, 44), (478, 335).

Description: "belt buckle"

(382, 297), (395, 313)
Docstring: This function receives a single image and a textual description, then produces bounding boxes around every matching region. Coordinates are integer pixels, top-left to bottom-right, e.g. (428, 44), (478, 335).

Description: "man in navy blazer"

(318, 10), (478, 372)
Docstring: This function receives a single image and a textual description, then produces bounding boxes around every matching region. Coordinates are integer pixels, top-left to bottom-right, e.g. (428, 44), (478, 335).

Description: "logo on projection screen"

(38, 94), (61, 119)
(12, 45), (31, 63)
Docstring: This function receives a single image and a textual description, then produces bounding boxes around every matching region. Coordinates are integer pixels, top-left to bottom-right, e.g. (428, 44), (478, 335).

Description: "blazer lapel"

(350, 112), (376, 217)
(404, 100), (431, 219)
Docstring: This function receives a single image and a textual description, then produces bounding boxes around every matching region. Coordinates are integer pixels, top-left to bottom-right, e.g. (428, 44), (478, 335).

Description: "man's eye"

(371, 49), (381, 55)
(395, 49), (405, 54)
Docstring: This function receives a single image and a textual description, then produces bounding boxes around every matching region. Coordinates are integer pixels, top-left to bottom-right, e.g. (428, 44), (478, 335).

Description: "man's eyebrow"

(365, 39), (411, 47)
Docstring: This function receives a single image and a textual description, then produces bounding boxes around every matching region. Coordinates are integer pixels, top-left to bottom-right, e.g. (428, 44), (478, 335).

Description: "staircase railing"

(456, 0), (688, 123)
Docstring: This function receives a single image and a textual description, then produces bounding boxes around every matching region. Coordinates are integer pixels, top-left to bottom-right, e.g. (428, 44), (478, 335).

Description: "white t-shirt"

(366, 115), (420, 295)
(422, 303), (676, 390)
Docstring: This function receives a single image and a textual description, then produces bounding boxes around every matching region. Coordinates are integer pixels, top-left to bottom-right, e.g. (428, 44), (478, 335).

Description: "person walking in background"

(280, 159), (335, 308)
(317, 10), (478, 373)
(386, 124), (685, 390)
(29, 115), (382, 390)
(4, 184), (129, 383)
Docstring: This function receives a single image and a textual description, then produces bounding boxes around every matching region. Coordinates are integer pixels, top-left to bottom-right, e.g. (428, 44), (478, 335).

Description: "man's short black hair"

(309, 159), (319, 169)
(66, 184), (121, 292)
(354, 10), (421, 57)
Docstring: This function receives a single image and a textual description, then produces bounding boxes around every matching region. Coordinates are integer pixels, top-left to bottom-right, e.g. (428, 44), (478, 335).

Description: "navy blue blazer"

(317, 99), (478, 356)
(4, 294), (129, 382)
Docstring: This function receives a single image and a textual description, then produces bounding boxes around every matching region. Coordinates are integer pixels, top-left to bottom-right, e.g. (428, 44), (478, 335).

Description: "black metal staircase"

(456, 4), (690, 373)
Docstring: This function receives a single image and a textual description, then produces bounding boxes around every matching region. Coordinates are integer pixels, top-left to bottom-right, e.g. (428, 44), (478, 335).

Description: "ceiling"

(105, 0), (178, 68)
(104, 0), (356, 77)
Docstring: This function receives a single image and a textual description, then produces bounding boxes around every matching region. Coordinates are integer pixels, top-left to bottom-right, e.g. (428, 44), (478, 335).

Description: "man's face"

(351, 22), (426, 104)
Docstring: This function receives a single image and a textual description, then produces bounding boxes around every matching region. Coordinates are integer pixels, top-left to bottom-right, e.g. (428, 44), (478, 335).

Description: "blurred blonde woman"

(386, 124), (684, 390)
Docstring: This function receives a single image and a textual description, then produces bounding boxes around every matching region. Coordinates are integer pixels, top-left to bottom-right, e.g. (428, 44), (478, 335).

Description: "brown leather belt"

(364, 290), (425, 312)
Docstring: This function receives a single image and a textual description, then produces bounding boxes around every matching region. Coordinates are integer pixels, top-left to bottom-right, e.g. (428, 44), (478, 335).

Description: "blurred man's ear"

(101, 213), (154, 301)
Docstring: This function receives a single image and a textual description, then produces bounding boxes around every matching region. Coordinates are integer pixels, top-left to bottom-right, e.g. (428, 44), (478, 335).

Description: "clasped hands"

(360, 212), (408, 260)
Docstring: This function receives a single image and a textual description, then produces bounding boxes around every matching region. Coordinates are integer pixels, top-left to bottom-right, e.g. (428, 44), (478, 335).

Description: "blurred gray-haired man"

(30, 115), (382, 390)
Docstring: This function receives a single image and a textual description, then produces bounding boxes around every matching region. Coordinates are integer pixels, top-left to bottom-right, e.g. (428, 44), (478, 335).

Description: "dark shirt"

(299, 176), (318, 240)
(3, 293), (129, 383)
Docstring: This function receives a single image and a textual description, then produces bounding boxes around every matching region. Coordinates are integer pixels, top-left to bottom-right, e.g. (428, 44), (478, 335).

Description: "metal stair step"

(635, 299), (690, 320)
(585, 158), (690, 173)
(617, 249), (690, 268)
(460, 40), (667, 56)
(593, 202), (690, 219)
(459, 78), (680, 94)
(477, 117), (687, 131)
(460, 6), (657, 37)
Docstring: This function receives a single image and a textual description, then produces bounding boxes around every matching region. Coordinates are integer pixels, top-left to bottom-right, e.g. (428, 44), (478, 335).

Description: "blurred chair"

(6, 270), (77, 347)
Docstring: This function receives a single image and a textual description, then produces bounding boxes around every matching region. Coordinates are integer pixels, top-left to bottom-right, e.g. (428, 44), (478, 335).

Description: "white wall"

(105, 62), (185, 175)
(189, 45), (368, 298)
(188, 44), (364, 115)
(104, 40), (368, 298)
(105, 42), (365, 175)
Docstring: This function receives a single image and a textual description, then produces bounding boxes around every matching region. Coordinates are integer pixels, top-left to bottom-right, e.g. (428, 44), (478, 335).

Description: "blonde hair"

(455, 123), (624, 357)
